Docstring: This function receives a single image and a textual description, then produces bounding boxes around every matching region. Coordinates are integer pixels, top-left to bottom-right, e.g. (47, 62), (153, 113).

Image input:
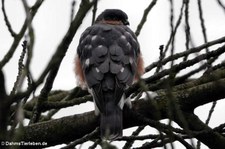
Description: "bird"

(74, 9), (144, 140)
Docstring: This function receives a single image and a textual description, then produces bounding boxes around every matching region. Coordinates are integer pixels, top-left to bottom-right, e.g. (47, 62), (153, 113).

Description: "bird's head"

(95, 9), (129, 25)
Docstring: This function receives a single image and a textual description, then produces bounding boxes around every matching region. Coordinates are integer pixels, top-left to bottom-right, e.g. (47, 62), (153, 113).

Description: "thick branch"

(22, 111), (98, 147)
(19, 72), (225, 148)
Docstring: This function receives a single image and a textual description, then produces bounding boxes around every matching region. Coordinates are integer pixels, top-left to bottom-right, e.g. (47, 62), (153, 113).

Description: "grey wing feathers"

(77, 24), (140, 88)
(77, 24), (140, 139)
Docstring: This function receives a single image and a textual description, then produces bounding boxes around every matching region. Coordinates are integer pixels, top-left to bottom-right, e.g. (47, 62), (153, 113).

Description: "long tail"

(100, 92), (123, 140)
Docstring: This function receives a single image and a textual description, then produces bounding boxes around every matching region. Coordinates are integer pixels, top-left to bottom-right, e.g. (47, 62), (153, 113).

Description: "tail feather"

(100, 106), (122, 140)
(100, 93), (123, 140)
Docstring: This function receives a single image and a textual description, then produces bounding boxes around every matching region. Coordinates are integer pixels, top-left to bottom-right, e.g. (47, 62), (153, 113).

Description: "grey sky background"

(1, 0), (225, 148)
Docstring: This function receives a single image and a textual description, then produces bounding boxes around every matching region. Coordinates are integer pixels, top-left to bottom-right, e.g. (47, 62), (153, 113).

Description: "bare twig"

(135, 0), (158, 36)
(70, 0), (76, 23)
(216, 0), (225, 13)
(145, 44), (225, 84)
(163, 1), (185, 59)
(197, 0), (209, 53)
(1, 0), (17, 37)
(10, 40), (27, 96)
(155, 45), (165, 73)
(183, 0), (191, 61)
(8, 0), (96, 106)
(91, 0), (98, 25)
(0, 0), (44, 69)
(145, 35), (225, 72)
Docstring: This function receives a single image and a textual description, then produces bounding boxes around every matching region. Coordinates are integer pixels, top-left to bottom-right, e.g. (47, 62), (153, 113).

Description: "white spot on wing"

(125, 31), (132, 37)
(85, 59), (90, 66)
(120, 67), (124, 72)
(120, 35), (126, 40)
(97, 45), (103, 48)
(84, 44), (92, 50)
(91, 35), (98, 41)
(95, 67), (100, 73)
(126, 42), (131, 50)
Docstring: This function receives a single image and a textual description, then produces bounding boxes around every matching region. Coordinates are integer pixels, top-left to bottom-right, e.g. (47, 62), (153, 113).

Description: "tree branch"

(1, 0), (17, 37)
(145, 35), (225, 72)
(8, 0), (96, 105)
(135, 0), (158, 36)
(18, 71), (225, 148)
(0, 0), (43, 69)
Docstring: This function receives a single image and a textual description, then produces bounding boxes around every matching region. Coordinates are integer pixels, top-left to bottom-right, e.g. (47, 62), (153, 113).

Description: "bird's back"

(75, 9), (144, 139)
(77, 23), (140, 89)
